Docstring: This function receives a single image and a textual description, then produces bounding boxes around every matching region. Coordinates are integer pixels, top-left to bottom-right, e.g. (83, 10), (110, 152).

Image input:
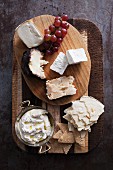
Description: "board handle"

(19, 100), (31, 109)
(39, 143), (51, 154)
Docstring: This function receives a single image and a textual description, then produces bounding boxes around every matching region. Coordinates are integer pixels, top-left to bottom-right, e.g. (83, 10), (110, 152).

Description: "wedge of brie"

(46, 76), (77, 100)
(28, 49), (48, 79)
(16, 21), (43, 48)
(66, 48), (88, 64)
(50, 52), (69, 75)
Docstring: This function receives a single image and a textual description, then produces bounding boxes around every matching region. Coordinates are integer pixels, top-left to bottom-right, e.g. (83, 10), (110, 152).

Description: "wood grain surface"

(13, 15), (91, 105)
(12, 18), (103, 154)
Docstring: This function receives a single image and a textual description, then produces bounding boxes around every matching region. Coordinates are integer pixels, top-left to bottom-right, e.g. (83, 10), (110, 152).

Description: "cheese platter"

(13, 15), (91, 105)
(12, 16), (104, 154)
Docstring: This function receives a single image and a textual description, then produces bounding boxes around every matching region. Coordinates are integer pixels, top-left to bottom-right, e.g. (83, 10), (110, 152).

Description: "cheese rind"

(66, 48), (88, 65)
(46, 76), (77, 100)
(50, 52), (69, 75)
(16, 21), (43, 48)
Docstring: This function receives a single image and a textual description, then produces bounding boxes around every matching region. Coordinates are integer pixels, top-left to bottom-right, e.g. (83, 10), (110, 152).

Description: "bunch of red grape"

(39, 15), (69, 56)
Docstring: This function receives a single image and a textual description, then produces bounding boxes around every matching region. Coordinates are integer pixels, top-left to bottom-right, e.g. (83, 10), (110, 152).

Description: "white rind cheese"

(46, 76), (77, 100)
(63, 96), (104, 132)
(66, 48), (88, 65)
(50, 49), (88, 75)
(29, 49), (48, 79)
(16, 21), (43, 48)
(50, 52), (69, 75)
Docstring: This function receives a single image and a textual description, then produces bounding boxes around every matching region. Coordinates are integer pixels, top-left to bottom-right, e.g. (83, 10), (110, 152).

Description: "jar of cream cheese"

(15, 100), (54, 153)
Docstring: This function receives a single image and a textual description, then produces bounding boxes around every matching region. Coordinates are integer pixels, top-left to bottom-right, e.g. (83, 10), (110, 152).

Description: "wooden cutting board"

(12, 19), (104, 154)
(13, 15), (91, 105)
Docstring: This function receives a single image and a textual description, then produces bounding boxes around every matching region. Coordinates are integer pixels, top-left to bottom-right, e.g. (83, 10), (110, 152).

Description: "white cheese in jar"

(18, 109), (52, 144)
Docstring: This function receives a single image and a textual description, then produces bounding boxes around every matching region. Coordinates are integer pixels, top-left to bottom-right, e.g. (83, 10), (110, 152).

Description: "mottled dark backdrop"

(0, 0), (113, 170)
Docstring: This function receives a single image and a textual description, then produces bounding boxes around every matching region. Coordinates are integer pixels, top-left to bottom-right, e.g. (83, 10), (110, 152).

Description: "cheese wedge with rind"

(16, 21), (43, 48)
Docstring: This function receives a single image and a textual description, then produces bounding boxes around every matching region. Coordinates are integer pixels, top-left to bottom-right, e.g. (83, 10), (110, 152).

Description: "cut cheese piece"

(16, 21), (43, 48)
(66, 48), (87, 65)
(50, 52), (69, 75)
(46, 76), (77, 100)
(28, 49), (48, 79)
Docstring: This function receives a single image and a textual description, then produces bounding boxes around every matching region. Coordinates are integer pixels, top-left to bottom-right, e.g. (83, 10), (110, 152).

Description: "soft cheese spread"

(18, 109), (52, 144)
(16, 21), (43, 48)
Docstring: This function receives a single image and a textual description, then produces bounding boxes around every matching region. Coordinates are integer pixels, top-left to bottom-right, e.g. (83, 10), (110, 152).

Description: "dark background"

(0, 0), (113, 169)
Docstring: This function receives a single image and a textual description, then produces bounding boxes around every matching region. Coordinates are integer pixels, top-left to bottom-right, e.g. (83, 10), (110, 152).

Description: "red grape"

(54, 19), (61, 27)
(65, 23), (69, 29)
(61, 28), (67, 37)
(55, 30), (62, 37)
(43, 42), (51, 49)
(46, 50), (52, 56)
(61, 21), (69, 29)
(62, 14), (68, 21)
(57, 37), (63, 44)
(41, 15), (69, 56)
(58, 27), (62, 31)
(51, 35), (57, 42)
(53, 46), (59, 52)
(44, 29), (51, 34)
(44, 34), (51, 41)
(49, 25), (55, 33)
(55, 16), (61, 20)
(53, 42), (60, 47)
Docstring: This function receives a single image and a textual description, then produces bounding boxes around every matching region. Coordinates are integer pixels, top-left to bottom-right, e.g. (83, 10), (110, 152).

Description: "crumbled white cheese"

(66, 48), (88, 65)
(50, 52), (69, 75)
(63, 96), (104, 132)
(16, 21), (43, 48)
(46, 76), (77, 100)
(28, 49), (48, 79)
